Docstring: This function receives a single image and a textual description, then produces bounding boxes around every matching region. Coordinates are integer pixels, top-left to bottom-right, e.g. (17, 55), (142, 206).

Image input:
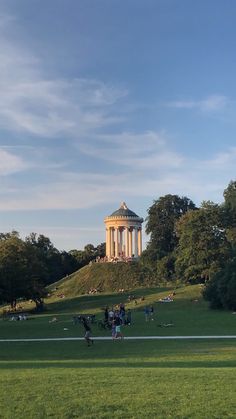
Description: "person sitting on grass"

(49, 317), (58, 323)
(81, 316), (94, 346)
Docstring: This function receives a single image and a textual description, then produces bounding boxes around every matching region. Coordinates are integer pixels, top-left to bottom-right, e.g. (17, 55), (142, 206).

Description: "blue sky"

(0, 0), (236, 250)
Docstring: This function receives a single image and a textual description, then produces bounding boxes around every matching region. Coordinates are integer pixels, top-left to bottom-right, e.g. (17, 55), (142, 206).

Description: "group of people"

(104, 304), (132, 340)
(9, 314), (28, 321)
(104, 303), (132, 326)
(159, 292), (176, 303)
(80, 303), (132, 345)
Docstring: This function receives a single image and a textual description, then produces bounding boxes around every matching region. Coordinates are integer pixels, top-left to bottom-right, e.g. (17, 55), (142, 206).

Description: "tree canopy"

(175, 202), (230, 283)
(146, 194), (196, 260)
(0, 232), (105, 309)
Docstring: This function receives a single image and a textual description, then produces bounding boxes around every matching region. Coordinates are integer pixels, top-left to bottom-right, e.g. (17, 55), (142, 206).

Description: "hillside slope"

(48, 262), (154, 298)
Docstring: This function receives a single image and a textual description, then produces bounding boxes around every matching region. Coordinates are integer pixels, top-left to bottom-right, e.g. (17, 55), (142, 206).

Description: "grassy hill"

(47, 261), (154, 298)
(1, 267), (235, 419)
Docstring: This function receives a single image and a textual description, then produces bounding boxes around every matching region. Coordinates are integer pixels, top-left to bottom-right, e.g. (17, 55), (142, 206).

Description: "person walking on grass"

(81, 316), (94, 346)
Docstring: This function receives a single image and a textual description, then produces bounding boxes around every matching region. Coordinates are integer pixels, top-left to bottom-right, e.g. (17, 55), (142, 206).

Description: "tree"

(84, 244), (96, 257)
(175, 202), (230, 283)
(0, 235), (47, 309)
(223, 180), (236, 251)
(156, 254), (176, 282)
(223, 180), (236, 210)
(95, 242), (106, 258)
(25, 233), (63, 285)
(203, 258), (236, 310)
(202, 182), (236, 310)
(145, 194), (196, 261)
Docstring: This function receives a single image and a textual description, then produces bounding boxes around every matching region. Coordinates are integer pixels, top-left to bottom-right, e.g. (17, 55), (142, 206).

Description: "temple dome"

(109, 202), (139, 218)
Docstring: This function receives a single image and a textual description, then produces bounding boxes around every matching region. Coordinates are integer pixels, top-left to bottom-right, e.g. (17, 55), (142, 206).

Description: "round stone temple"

(104, 203), (143, 261)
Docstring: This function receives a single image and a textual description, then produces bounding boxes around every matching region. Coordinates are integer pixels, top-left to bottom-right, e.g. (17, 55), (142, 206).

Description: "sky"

(0, 0), (236, 251)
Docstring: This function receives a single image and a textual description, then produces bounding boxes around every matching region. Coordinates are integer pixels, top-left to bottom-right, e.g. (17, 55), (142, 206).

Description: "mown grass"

(0, 285), (236, 418)
(0, 285), (235, 338)
(0, 340), (235, 418)
(0, 367), (235, 418)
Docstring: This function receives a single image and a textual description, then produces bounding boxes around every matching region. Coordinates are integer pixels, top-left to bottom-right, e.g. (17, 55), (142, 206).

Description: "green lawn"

(0, 340), (235, 418)
(0, 285), (235, 418)
(0, 285), (235, 338)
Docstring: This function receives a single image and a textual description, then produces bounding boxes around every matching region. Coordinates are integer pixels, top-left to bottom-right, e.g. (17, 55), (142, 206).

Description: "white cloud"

(168, 95), (230, 112)
(200, 147), (236, 169)
(79, 130), (184, 169)
(0, 11), (234, 217)
(0, 144), (235, 211)
(0, 149), (27, 175)
(0, 18), (128, 138)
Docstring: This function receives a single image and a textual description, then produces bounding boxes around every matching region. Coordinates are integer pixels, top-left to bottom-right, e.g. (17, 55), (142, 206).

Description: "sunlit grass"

(0, 285), (236, 418)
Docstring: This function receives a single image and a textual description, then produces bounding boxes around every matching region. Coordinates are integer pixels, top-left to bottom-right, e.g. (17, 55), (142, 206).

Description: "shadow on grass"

(0, 360), (235, 369)
(45, 287), (170, 314)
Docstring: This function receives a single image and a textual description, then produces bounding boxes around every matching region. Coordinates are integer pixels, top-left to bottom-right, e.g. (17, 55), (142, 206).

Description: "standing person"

(115, 317), (123, 339)
(111, 320), (116, 340)
(108, 308), (114, 323)
(104, 306), (109, 323)
(144, 306), (150, 322)
(150, 305), (154, 321)
(81, 317), (94, 346)
(126, 309), (132, 325)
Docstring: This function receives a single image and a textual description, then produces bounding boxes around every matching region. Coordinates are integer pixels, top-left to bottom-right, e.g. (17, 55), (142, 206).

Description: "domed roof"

(109, 202), (139, 218)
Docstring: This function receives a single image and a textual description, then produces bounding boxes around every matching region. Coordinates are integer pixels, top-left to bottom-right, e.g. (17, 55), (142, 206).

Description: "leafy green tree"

(25, 233), (63, 285)
(84, 244), (96, 257)
(175, 202), (230, 283)
(0, 230), (20, 241)
(0, 235), (47, 309)
(146, 194), (196, 260)
(223, 180), (236, 251)
(95, 242), (106, 258)
(223, 180), (236, 210)
(60, 251), (78, 277)
(0, 235), (28, 308)
(202, 182), (236, 310)
(156, 253), (176, 282)
(203, 258), (236, 310)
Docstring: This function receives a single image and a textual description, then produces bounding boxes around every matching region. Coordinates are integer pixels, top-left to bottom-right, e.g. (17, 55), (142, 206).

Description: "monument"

(104, 202), (143, 261)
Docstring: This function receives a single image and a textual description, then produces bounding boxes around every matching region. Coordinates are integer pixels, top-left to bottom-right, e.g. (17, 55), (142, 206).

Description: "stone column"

(138, 228), (142, 256)
(125, 227), (129, 257)
(110, 228), (114, 258)
(129, 228), (133, 257)
(119, 228), (123, 256)
(134, 227), (138, 257)
(115, 228), (119, 258)
(106, 228), (110, 258)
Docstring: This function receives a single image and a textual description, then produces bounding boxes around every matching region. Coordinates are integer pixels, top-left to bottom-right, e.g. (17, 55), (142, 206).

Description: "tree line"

(1, 180), (236, 311)
(142, 180), (236, 310)
(0, 232), (105, 310)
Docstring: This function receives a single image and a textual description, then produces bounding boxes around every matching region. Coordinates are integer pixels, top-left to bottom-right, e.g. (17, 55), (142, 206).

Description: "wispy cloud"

(0, 16), (127, 139)
(0, 145), (235, 211)
(168, 95), (230, 112)
(79, 130), (184, 170)
(0, 10), (234, 216)
(0, 148), (28, 175)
